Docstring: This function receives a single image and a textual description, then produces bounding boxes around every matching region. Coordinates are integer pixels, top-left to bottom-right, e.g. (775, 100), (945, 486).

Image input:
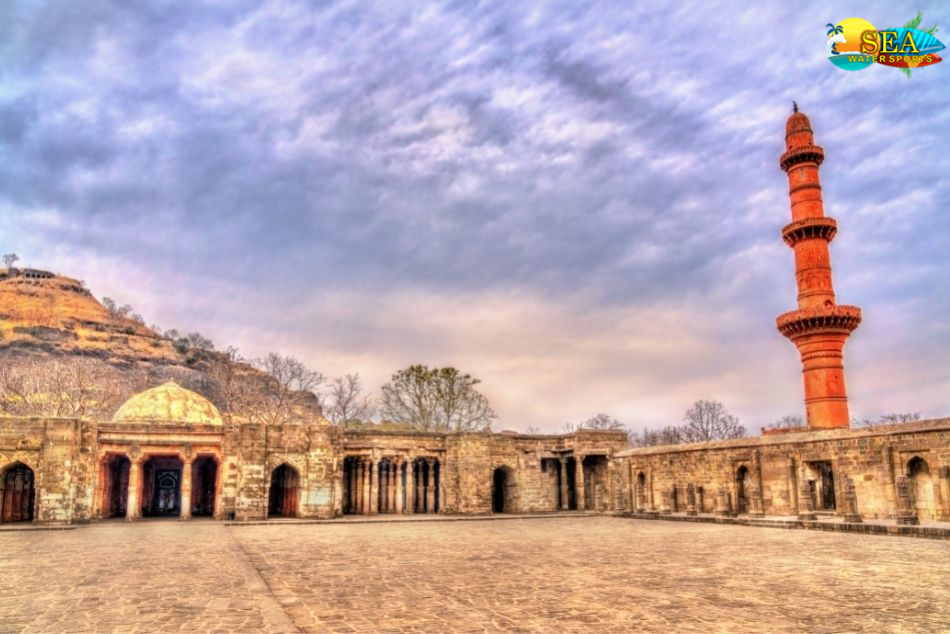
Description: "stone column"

(405, 458), (415, 514)
(895, 475), (918, 525)
(686, 483), (697, 516)
(379, 463), (388, 513)
(938, 466), (950, 522)
(647, 467), (655, 511)
(559, 457), (570, 511)
(841, 476), (862, 523)
(659, 486), (672, 516)
(787, 456), (799, 516)
(361, 459), (371, 515)
(750, 450), (765, 517)
(716, 484), (733, 517)
(437, 458), (446, 513)
(882, 445), (897, 519)
(575, 455), (586, 511)
(425, 459), (435, 514)
(797, 477), (817, 521)
(369, 459), (379, 515)
(388, 463), (397, 512)
(416, 461), (424, 512)
(180, 457), (193, 520)
(212, 458), (223, 520)
(606, 461), (615, 511)
(395, 459), (405, 514)
(126, 458), (143, 521)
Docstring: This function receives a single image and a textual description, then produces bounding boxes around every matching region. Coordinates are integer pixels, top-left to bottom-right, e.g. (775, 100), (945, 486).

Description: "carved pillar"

(686, 483), (697, 516)
(882, 445), (897, 519)
(388, 463), (397, 512)
(126, 457), (143, 521)
(750, 450), (765, 518)
(180, 457), (193, 520)
(797, 476), (817, 520)
(841, 476), (862, 523)
(558, 457), (570, 511)
(379, 463), (388, 513)
(425, 459), (435, 514)
(405, 458), (415, 514)
(895, 475), (918, 525)
(395, 459), (404, 514)
(606, 461), (615, 511)
(361, 459), (370, 515)
(647, 467), (655, 511)
(575, 455), (586, 511)
(787, 456), (799, 516)
(437, 458), (445, 513)
(716, 484), (733, 517)
(369, 459), (379, 514)
(415, 461), (424, 512)
(212, 458), (223, 520)
(937, 466), (950, 522)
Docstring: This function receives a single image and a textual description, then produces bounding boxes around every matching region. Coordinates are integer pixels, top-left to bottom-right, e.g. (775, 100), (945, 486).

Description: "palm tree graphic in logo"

(826, 23), (845, 57)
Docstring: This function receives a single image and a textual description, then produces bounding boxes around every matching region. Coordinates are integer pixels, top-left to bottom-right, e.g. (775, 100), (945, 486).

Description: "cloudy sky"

(1, 1), (948, 432)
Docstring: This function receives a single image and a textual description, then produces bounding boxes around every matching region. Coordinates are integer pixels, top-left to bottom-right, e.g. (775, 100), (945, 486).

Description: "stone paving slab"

(1, 517), (949, 632)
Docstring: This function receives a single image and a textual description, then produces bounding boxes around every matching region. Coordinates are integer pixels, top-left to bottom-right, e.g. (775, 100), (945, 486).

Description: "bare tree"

(0, 356), (137, 419)
(681, 399), (746, 441)
(565, 413), (627, 434)
(766, 415), (804, 430)
(246, 352), (324, 425)
(325, 373), (374, 428)
(855, 412), (922, 427)
(2, 253), (19, 270)
(380, 365), (495, 432)
(186, 332), (215, 351)
(631, 425), (686, 447)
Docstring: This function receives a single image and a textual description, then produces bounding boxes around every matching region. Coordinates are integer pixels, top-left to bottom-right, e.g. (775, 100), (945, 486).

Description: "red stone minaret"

(776, 104), (861, 430)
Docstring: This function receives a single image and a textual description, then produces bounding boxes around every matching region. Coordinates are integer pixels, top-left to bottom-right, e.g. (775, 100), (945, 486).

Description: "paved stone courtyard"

(1, 517), (948, 633)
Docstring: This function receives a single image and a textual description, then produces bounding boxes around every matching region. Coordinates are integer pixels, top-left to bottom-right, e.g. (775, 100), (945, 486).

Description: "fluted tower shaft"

(777, 106), (860, 430)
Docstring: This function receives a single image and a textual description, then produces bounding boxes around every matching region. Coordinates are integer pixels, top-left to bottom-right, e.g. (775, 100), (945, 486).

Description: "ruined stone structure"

(777, 104), (861, 430)
(1, 107), (948, 529)
(0, 382), (626, 524)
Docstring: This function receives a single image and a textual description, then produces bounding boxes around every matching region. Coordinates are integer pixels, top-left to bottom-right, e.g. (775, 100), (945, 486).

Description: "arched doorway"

(191, 457), (218, 517)
(268, 464), (299, 518)
(142, 456), (184, 517)
(103, 455), (131, 518)
(492, 466), (514, 513)
(908, 457), (934, 521)
(1, 462), (35, 523)
(736, 466), (749, 514)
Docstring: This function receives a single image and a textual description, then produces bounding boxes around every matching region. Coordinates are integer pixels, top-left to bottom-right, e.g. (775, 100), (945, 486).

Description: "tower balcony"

(780, 144), (825, 171)
(776, 305), (861, 340)
(781, 216), (838, 247)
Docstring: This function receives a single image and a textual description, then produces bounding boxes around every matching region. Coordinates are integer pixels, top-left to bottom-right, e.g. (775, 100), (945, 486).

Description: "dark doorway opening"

(142, 456), (183, 517)
(268, 464), (300, 518)
(1, 463), (35, 523)
(736, 466), (749, 513)
(105, 454), (130, 518)
(191, 457), (217, 517)
(492, 467), (510, 513)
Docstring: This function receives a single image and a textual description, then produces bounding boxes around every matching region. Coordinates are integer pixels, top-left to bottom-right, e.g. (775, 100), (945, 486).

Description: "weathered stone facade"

(0, 382), (627, 524)
(616, 420), (950, 523)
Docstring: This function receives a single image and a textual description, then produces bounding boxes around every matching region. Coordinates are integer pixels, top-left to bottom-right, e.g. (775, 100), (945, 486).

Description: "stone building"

(0, 381), (627, 524)
(2, 107), (949, 528)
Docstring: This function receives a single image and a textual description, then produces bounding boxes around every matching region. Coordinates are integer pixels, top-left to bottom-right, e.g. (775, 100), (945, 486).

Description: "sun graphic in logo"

(827, 17), (876, 70)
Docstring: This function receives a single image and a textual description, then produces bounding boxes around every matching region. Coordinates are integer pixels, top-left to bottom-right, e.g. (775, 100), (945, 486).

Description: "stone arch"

(268, 463), (300, 518)
(492, 465), (517, 513)
(635, 471), (647, 510)
(191, 455), (219, 517)
(907, 456), (935, 521)
(1, 461), (36, 523)
(736, 465), (749, 514)
(100, 453), (131, 518)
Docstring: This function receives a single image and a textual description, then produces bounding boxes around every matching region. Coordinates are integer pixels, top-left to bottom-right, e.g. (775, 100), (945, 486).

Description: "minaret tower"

(776, 103), (861, 430)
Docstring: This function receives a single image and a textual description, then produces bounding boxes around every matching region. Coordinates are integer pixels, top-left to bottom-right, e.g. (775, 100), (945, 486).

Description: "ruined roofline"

(615, 417), (950, 457)
(343, 428), (628, 440)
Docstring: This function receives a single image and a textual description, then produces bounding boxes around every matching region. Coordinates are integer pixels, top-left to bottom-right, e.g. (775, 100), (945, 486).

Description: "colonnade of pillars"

(103, 453), (220, 521)
(343, 456), (442, 515)
(557, 454), (588, 511)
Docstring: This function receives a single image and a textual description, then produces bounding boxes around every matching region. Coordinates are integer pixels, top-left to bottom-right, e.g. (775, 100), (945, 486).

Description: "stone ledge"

(617, 512), (950, 540)
(225, 511), (603, 527)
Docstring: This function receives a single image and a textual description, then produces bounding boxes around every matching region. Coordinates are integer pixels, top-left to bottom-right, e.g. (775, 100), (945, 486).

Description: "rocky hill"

(0, 266), (323, 422)
(0, 267), (185, 366)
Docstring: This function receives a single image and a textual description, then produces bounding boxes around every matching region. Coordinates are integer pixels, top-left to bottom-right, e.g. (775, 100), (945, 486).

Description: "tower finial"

(792, 101), (799, 113)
